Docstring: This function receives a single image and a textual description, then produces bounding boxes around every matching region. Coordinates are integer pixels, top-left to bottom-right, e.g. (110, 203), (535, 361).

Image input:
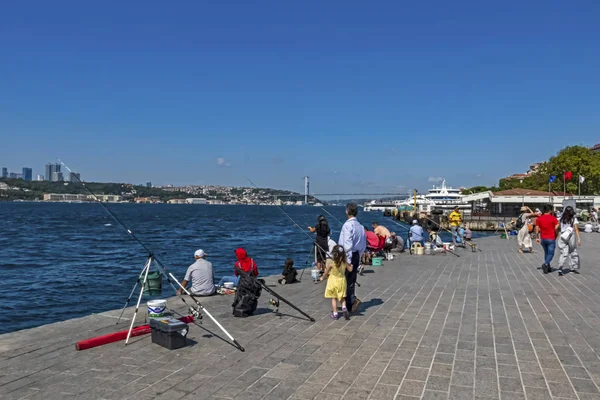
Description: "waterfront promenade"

(2, 236), (600, 400)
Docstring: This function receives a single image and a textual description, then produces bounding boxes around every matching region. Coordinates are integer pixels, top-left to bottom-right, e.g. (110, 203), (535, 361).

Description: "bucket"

(311, 269), (320, 280)
(147, 299), (167, 318)
(424, 243), (432, 255)
(140, 271), (162, 295)
(372, 257), (384, 266)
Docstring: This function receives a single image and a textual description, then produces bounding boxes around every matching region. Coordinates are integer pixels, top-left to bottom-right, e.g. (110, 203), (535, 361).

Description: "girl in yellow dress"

(320, 245), (353, 320)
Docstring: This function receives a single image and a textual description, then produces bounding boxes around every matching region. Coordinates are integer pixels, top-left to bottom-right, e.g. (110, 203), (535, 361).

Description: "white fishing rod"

(59, 160), (245, 351)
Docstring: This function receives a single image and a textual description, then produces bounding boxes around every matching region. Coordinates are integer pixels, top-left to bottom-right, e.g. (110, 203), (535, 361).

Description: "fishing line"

(59, 160), (245, 351)
(244, 176), (329, 256)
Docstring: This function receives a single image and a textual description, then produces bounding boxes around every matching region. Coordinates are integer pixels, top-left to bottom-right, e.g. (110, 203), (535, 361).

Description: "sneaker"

(342, 307), (350, 320)
(281, 278), (286, 285)
(558, 269), (564, 276)
(330, 312), (338, 320)
(542, 263), (549, 274)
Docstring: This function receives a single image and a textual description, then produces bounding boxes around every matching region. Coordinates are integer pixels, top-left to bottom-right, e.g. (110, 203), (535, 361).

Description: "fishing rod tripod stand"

(116, 254), (203, 346)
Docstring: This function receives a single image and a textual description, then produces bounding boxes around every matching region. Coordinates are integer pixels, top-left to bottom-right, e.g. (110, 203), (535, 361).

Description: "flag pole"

(563, 171), (566, 200)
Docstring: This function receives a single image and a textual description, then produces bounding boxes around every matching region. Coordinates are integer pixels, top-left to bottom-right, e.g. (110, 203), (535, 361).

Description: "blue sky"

(1, 1), (599, 196)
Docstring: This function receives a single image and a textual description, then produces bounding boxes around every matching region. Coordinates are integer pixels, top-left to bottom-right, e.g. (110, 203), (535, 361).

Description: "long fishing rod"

(59, 160), (245, 352)
(244, 177), (329, 256)
(234, 266), (315, 322)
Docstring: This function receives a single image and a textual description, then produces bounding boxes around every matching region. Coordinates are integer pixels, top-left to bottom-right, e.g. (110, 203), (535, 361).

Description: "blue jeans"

(540, 239), (556, 267)
(217, 276), (239, 287)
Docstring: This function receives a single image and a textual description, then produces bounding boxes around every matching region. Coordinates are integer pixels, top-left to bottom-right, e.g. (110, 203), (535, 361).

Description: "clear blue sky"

(1, 1), (599, 196)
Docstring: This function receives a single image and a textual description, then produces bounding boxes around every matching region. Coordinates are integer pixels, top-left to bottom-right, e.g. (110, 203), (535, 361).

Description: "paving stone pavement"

(2, 234), (600, 400)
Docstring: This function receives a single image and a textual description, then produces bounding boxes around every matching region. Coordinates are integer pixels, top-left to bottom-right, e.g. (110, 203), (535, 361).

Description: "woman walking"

(517, 206), (538, 253)
(557, 206), (581, 276)
(308, 215), (330, 272)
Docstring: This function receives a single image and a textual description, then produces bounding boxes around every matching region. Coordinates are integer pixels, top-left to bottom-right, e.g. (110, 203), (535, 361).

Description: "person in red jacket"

(234, 248), (259, 277)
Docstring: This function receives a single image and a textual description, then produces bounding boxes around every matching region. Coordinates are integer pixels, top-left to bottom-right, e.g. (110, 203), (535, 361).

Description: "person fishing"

(176, 249), (216, 296)
(233, 247), (259, 277)
(308, 215), (330, 273)
(320, 245), (352, 320)
(338, 203), (366, 313)
(448, 206), (464, 247)
(372, 222), (391, 238)
(278, 258), (298, 285)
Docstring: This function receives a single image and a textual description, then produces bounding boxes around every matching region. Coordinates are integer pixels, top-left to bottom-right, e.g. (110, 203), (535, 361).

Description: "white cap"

(412, 220), (418, 225)
(194, 249), (207, 258)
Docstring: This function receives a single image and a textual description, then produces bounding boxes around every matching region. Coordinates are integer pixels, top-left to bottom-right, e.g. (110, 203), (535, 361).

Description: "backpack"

(232, 264), (263, 318)
(515, 214), (524, 229)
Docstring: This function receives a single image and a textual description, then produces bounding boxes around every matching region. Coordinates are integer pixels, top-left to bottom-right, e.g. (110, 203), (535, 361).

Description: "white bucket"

(424, 243), (432, 255)
(147, 299), (167, 318)
(311, 269), (319, 280)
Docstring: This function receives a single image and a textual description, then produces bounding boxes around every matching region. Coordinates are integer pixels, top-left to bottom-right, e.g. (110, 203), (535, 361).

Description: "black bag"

(232, 269), (263, 318)
(515, 214), (524, 229)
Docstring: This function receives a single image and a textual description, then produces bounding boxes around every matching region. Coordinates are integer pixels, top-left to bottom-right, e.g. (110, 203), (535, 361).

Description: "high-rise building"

(9, 172), (17, 179)
(36, 175), (44, 181)
(52, 171), (64, 182)
(1, 167), (7, 178)
(22, 168), (32, 181)
(45, 163), (61, 181)
(146, 182), (152, 188)
(69, 172), (81, 182)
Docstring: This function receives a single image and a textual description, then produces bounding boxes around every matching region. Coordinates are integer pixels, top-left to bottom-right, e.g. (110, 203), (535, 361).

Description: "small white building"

(186, 198), (207, 205)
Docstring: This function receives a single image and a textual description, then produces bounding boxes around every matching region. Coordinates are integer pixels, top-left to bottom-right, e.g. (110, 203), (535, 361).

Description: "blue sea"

(0, 203), (488, 334)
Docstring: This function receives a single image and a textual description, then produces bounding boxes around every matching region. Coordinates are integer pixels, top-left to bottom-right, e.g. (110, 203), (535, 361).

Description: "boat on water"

(424, 179), (470, 213)
(366, 180), (470, 215)
(363, 199), (407, 212)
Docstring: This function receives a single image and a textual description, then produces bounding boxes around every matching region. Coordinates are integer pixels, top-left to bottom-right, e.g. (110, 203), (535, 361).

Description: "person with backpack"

(517, 206), (538, 253)
(231, 247), (262, 317)
(557, 206), (581, 276)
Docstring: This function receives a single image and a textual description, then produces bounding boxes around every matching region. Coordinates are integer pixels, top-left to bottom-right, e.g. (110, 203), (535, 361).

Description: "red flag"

(564, 171), (573, 181)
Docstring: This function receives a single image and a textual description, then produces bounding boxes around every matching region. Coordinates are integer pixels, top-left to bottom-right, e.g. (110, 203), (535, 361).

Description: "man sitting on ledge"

(177, 249), (216, 296)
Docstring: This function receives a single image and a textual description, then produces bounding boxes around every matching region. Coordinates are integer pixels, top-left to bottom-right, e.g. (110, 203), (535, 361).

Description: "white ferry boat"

(363, 199), (406, 212)
(424, 179), (470, 213)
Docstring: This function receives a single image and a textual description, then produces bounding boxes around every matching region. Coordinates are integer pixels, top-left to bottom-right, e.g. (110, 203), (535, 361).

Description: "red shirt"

(536, 214), (558, 240)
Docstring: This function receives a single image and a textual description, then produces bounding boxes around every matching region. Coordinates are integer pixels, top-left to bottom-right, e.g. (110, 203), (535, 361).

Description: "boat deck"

(2, 235), (600, 399)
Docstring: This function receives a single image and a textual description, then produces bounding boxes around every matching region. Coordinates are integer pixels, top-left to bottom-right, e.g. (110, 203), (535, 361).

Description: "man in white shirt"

(177, 249), (216, 296)
(338, 203), (367, 312)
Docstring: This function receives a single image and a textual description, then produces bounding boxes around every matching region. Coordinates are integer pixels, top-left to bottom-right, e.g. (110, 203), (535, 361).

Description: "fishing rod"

(422, 215), (481, 252)
(384, 212), (460, 257)
(244, 177), (329, 256)
(59, 160), (245, 352)
(234, 266), (315, 322)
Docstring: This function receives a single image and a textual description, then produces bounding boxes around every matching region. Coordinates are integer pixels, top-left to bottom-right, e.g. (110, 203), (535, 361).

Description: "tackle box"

(150, 318), (189, 350)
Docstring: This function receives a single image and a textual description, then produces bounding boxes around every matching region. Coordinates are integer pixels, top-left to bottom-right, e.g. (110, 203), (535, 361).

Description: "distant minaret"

(304, 176), (309, 205)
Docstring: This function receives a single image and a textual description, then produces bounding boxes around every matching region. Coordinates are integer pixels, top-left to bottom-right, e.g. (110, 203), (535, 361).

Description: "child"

(278, 258), (297, 285)
(320, 245), (352, 320)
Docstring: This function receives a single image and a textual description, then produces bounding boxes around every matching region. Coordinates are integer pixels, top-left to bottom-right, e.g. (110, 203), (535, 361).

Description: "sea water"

(0, 203), (490, 334)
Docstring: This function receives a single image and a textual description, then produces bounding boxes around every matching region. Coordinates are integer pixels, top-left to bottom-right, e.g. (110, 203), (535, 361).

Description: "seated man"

(372, 222), (391, 239)
(278, 258), (298, 285)
(177, 249), (216, 296)
(409, 220), (424, 247)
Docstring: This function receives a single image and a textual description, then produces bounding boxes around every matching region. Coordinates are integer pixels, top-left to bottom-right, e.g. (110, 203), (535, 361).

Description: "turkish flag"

(564, 171), (573, 181)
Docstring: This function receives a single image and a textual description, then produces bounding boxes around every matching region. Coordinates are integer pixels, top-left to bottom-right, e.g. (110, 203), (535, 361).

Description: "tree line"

(464, 145), (600, 195)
